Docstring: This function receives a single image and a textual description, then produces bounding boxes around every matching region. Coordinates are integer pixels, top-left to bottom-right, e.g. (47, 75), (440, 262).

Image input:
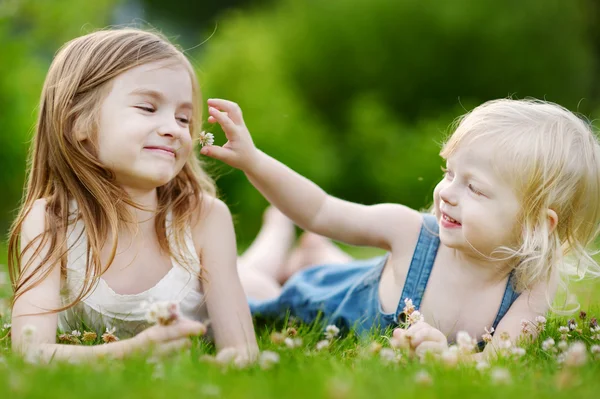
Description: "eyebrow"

(129, 88), (193, 110)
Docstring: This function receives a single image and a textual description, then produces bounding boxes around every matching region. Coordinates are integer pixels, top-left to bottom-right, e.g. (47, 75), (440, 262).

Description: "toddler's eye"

(135, 105), (155, 113)
(177, 117), (190, 124)
(441, 166), (454, 180)
(468, 184), (484, 196)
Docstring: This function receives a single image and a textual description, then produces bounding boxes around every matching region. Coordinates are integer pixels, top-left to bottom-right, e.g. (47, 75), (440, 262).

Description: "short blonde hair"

(441, 99), (600, 299)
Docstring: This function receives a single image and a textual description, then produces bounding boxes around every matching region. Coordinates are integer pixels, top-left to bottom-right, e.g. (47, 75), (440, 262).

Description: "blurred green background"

(1, 0), (600, 247)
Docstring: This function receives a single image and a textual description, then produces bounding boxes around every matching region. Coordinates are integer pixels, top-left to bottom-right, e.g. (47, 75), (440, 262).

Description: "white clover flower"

(2, 323), (10, 330)
(475, 361), (490, 372)
(482, 326), (494, 343)
(490, 368), (511, 385)
(414, 370), (432, 386)
(440, 346), (459, 368)
(568, 320), (577, 331)
(379, 348), (400, 364)
(564, 342), (587, 367)
(316, 340), (330, 351)
(535, 316), (547, 332)
(199, 131), (215, 147)
(542, 338), (556, 351)
(557, 340), (569, 352)
(456, 331), (476, 353)
(325, 325), (340, 340)
(558, 326), (569, 334)
(284, 337), (303, 349)
(144, 301), (181, 326)
(520, 319), (532, 335)
(71, 330), (82, 338)
(258, 351), (280, 370)
(102, 326), (119, 343)
(403, 298), (415, 316)
(510, 347), (526, 358)
(408, 310), (424, 325)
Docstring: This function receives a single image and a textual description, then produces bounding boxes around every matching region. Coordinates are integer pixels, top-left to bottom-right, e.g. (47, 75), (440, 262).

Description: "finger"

(207, 99), (244, 124)
(200, 145), (236, 164)
(410, 327), (447, 348)
(155, 320), (207, 342)
(154, 338), (191, 356)
(415, 341), (446, 358)
(405, 321), (429, 338)
(208, 107), (238, 134)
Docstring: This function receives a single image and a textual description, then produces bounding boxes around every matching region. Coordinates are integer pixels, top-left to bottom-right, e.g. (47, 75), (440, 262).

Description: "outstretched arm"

(201, 99), (421, 250)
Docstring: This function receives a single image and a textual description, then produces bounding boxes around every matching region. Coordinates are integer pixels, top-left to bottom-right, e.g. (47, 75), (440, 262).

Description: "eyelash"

(442, 167), (485, 196)
(135, 106), (190, 125)
(468, 184), (484, 196)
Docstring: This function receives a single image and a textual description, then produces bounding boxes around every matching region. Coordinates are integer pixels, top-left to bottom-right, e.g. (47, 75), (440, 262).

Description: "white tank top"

(58, 204), (208, 338)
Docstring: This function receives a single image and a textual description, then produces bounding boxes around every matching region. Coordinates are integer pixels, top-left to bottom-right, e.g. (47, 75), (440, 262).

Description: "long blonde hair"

(441, 99), (600, 300)
(7, 28), (215, 311)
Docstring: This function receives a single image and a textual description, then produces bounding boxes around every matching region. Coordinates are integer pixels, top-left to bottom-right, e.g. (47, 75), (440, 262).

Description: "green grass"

(1, 245), (600, 398)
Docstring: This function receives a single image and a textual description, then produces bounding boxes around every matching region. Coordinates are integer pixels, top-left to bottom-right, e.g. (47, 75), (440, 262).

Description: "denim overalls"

(249, 214), (520, 344)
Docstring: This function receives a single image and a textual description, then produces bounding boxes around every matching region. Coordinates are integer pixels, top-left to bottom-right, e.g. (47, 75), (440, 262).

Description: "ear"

(546, 209), (558, 234)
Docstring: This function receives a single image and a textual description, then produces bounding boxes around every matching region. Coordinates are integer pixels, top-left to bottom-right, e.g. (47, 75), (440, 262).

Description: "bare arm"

(202, 99), (422, 250)
(193, 197), (259, 361)
(12, 199), (205, 363)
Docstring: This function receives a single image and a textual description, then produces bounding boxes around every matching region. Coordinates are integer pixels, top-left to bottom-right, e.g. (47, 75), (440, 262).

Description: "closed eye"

(135, 105), (155, 113)
(468, 184), (484, 196)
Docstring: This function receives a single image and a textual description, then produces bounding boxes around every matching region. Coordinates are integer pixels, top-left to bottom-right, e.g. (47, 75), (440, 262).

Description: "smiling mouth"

(144, 147), (176, 157)
(442, 213), (461, 225)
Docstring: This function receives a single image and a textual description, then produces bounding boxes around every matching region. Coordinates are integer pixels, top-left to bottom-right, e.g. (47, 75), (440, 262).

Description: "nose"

(157, 113), (184, 139)
(439, 182), (458, 207)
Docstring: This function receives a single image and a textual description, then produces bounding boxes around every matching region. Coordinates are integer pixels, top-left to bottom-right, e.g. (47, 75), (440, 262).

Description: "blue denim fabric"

(249, 214), (520, 341)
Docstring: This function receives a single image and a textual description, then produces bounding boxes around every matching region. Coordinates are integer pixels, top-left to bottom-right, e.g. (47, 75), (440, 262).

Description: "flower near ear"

(199, 131), (215, 147)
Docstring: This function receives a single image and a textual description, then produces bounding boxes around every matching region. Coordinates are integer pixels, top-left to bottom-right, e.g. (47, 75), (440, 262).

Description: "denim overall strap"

(491, 271), (520, 329)
(394, 214), (440, 321)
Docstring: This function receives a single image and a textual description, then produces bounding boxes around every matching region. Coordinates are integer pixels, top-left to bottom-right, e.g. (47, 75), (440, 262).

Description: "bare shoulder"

(190, 195), (234, 244)
(21, 198), (49, 242)
(376, 203), (424, 250)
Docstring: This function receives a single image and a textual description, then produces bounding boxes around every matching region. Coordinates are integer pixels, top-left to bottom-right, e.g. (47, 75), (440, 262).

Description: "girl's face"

(94, 60), (194, 190)
(432, 140), (522, 259)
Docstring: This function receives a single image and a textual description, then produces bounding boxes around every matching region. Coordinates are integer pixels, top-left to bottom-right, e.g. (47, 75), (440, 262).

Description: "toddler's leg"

(238, 266), (282, 300)
(238, 206), (295, 281)
(279, 232), (353, 283)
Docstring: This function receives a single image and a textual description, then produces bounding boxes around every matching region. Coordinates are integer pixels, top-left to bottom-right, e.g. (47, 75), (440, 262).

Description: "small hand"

(201, 98), (258, 171)
(393, 321), (448, 358)
(133, 318), (207, 356)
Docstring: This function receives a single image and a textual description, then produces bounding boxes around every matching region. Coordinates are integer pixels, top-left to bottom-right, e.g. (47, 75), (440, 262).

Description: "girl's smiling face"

(433, 139), (522, 259)
(93, 60), (194, 190)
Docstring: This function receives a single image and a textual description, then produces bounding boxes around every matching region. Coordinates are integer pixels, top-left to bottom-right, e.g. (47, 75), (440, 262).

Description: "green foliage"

(199, 0), (599, 242)
(0, 0), (117, 234)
